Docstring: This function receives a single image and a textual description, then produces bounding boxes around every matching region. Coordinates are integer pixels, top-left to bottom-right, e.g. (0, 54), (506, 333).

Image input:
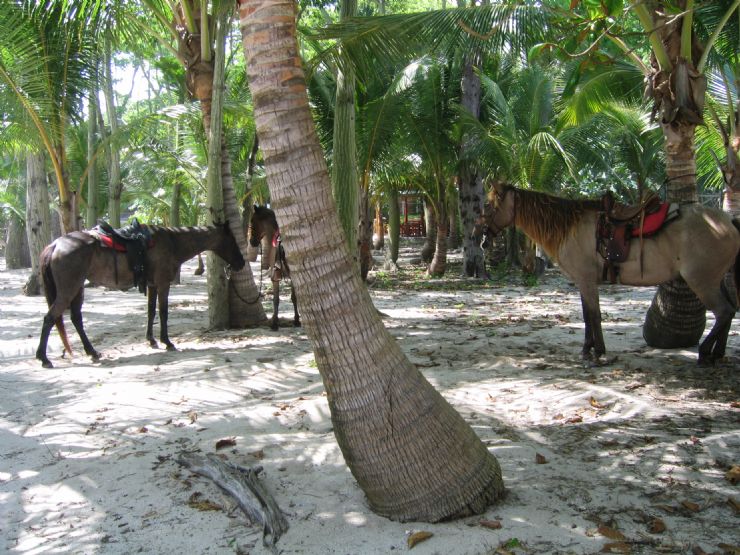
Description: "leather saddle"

(596, 192), (678, 283)
(93, 219), (153, 293)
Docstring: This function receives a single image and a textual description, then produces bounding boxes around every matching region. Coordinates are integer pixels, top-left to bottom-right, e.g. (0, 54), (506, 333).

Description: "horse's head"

(249, 205), (279, 248)
(472, 181), (516, 249)
(215, 222), (246, 271)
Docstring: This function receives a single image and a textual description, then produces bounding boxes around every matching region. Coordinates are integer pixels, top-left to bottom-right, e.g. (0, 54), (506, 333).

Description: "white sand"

(1, 249), (738, 555)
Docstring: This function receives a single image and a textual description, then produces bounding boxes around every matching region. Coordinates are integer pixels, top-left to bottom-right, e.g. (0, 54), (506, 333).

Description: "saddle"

(596, 192), (678, 283)
(93, 219), (153, 293)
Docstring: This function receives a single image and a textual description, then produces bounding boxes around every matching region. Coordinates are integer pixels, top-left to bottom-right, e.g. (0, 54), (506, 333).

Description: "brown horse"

(36, 222), (245, 368)
(248, 206), (299, 331)
(475, 182), (740, 364)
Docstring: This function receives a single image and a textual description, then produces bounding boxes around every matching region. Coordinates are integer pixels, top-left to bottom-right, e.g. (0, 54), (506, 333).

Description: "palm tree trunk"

(5, 217), (30, 269)
(86, 86), (98, 229)
(373, 201), (385, 250)
(421, 201), (436, 263)
(428, 201), (448, 276)
(24, 152), (51, 295)
(359, 184), (373, 280)
(331, 0), (359, 258)
(238, 0), (504, 522)
(458, 35), (487, 277)
(385, 187), (400, 269)
(642, 6), (707, 348)
(205, 8), (229, 330)
(104, 39), (123, 227)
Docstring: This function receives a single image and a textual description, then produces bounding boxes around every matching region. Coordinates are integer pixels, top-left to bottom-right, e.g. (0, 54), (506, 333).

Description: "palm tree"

(238, 0), (504, 522)
(0, 1), (98, 233)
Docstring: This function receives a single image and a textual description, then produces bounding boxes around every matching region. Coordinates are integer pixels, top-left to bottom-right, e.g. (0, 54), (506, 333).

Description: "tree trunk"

(331, 0), (359, 259)
(642, 6), (706, 348)
(358, 184), (373, 280)
(205, 7), (230, 330)
(457, 34), (487, 277)
(238, 0), (504, 522)
(104, 38), (123, 227)
(420, 201), (436, 263)
(447, 185), (460, 249)
(171, 178), (182, 285)
(24, 152), (52, 295)
(385, 188), (400, 269)
(373, 201), (385, 250)
(86, 86), (98, 229)
(5, 217), (31, 270)
(428, 201), (448, 276)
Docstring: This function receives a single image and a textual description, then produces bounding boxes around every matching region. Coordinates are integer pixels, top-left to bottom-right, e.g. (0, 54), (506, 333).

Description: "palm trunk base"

(642, 278), (706, 348)
(229, 269), (268, 328)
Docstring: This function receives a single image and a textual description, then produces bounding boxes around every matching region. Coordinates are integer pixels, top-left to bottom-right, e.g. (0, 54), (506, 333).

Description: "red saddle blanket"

(99, 234), (128, 252)
(97, 233), (154, 252)
(631, 201), (671, 237)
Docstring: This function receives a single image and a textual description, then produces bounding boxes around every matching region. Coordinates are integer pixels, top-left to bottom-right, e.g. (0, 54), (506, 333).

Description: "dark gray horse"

(36, 222), (244, 367)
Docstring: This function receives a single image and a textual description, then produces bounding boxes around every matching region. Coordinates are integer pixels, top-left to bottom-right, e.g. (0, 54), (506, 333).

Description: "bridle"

(477, 188), (514, 247)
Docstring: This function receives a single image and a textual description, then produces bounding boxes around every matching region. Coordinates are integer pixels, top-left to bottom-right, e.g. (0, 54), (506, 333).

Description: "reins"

(226, 242), (264, 305)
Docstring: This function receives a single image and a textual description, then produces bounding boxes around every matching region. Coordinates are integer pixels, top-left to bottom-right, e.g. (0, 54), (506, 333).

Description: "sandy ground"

(1, 245), (739, 555)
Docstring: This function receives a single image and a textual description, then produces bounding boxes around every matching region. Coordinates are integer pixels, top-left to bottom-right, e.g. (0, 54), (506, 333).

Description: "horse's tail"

(40, 244), (73, 356)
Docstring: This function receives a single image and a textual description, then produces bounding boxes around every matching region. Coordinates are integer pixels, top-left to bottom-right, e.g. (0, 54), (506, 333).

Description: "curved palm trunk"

(428, 200), (448, 276)
(385, 188), (400, 270)
(238, 0), (503, 521)
(420, 201), (436, 263)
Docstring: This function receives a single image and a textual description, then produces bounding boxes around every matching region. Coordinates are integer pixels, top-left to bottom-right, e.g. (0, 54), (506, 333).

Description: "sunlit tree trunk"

(238, 0), (504, 521)
(24, 152), (51, 295)
(428, 199), (448, 276)
(5, 216), (30, 269)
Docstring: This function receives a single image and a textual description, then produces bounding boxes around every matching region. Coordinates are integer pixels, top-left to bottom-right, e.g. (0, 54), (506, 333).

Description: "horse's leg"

(36, 313), (57, 368)
(580, 287), (606, 360)
(158, 284), (176, 350)
(271, 278), (280, 331)
(146, 285), (159, 348)
(69, 290), (100, 362)
(694, 284), (735, 364)
(579, 294), (595, 359)
(291, 284), (300, 327)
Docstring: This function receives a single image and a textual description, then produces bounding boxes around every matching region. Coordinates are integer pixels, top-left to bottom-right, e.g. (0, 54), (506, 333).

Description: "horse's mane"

(509, 187), (601, 258)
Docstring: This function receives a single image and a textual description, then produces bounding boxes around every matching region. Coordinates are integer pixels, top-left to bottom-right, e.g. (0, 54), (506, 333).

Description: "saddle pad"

(631, 202), (670, 237)
(98, 233), (128, 252)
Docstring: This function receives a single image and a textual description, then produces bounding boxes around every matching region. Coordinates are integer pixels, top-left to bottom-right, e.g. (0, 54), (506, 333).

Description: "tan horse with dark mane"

(475, 182), (740, 364)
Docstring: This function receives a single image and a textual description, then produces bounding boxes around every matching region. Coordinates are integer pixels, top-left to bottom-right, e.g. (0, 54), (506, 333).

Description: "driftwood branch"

(176, 451), (289, 547)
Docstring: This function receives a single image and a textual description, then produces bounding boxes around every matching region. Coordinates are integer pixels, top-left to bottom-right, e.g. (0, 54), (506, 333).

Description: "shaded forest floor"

(1, 243), (739, 555)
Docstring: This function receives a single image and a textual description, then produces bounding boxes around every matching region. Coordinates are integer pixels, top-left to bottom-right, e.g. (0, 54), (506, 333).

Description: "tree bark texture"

(359, 185), (373, 280)
(385, 188), (400, 269)
(24, 152), (52, 295)
(428, 196), (448, 276)
(238, 0), (504, 522)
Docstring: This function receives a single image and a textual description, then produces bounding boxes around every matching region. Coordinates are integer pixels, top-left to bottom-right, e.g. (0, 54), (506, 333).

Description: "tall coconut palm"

(238, 0), (504, 522)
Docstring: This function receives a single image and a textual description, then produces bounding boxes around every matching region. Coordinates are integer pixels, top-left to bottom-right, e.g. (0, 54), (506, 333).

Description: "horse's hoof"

(166, 344), (177, 352)
(270, 324), (279, 331)
(41, 360), (53, 369)
(91, 352), (101, 362)
(293, 320), (301, 328)
(149, 340), (159, 349)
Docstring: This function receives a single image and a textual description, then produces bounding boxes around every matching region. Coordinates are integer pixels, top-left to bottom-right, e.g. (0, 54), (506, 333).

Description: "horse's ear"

(493, 180), (506, 194)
